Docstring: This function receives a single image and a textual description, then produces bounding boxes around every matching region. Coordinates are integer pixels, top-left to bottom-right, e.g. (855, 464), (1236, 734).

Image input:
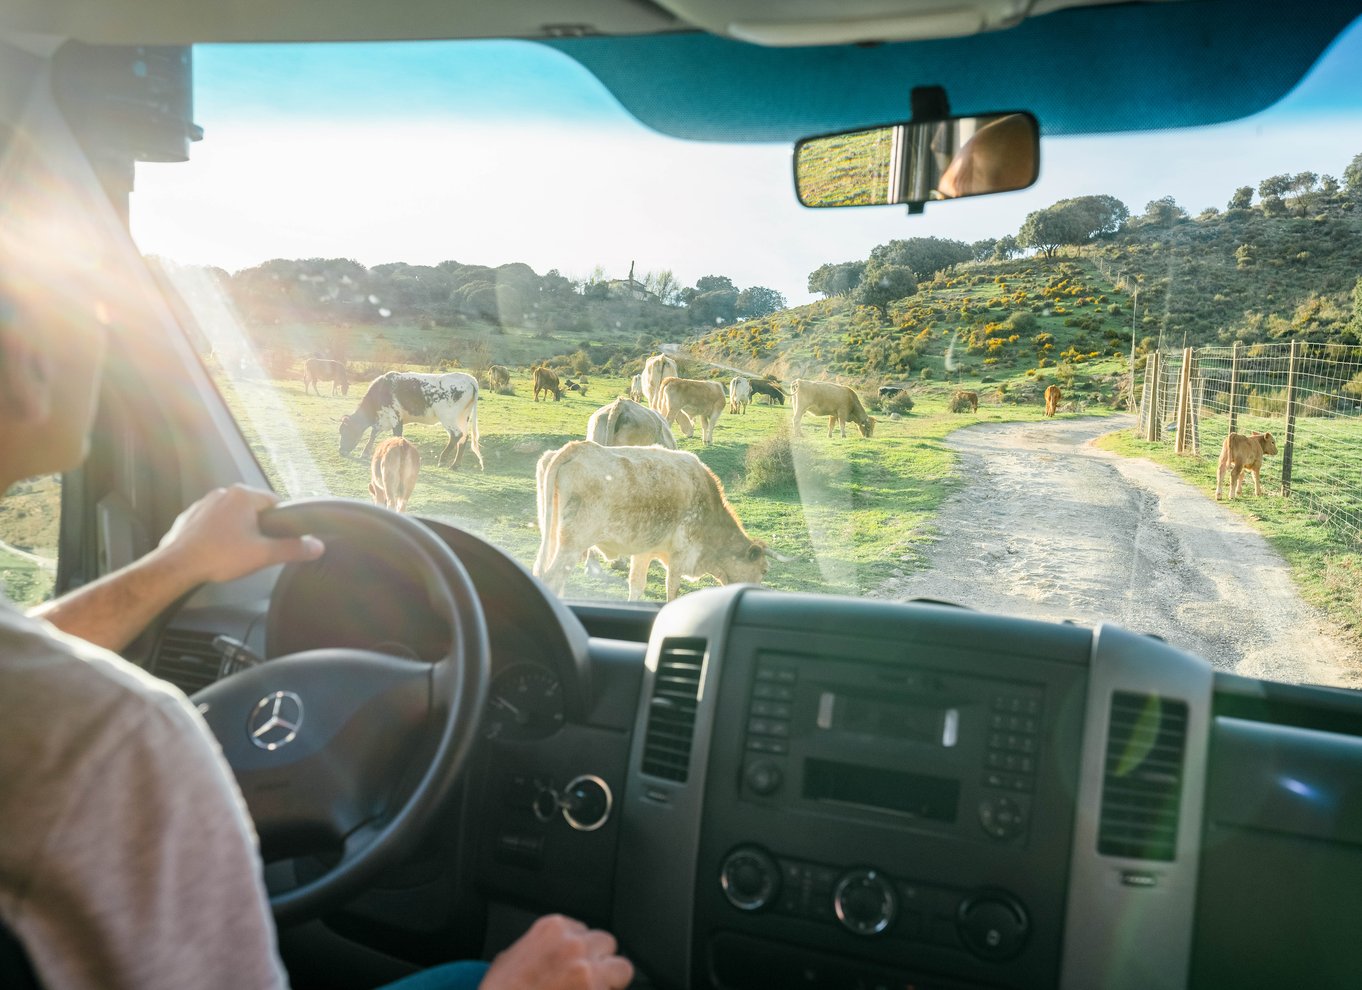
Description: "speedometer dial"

(483, 663), (566, 741)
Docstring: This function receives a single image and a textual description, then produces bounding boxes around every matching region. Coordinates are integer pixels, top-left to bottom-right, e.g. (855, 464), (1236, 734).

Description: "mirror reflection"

(795, 112), (1039, 208)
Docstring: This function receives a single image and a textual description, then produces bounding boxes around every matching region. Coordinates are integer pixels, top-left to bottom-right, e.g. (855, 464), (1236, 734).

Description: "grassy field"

(219, 368), (1096, 602)
(796, 128), (895, 207)
(0, 474), (60, 606)
(1096, 429), (1362, 653)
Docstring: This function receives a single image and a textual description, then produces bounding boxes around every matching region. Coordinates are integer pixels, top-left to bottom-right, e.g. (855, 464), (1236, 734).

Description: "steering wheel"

(192, 499), (490, 926)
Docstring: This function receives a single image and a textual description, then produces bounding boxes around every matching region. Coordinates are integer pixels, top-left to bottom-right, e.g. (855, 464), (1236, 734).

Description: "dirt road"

(876, 416), (1362, 688)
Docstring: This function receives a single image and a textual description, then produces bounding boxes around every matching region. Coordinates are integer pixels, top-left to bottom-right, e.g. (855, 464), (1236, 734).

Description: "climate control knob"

(720, 846), (780, 912)
(833, 869), (897, 936)
(958, 892), (1029, 960)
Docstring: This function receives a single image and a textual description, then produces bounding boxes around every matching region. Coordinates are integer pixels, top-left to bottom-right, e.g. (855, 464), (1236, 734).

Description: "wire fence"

(1138, 341), (1362, 544)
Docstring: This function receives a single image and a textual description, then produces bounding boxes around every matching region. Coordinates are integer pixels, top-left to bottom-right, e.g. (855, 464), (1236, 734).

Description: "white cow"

(728, 376), (752, 414)
(629, 374), (645, 403)
(340, 371), (484, 469)
(586, 397), (677, 449)
(533, 441), (767, 601)
(657, 377), (725, 445)
(641, 354), (678, 408)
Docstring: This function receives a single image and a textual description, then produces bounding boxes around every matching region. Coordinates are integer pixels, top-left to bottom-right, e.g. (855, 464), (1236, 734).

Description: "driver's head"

(0, 118), (121, 487)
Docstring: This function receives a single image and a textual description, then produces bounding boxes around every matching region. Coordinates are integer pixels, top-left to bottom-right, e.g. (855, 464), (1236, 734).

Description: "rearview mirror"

(794, 112), (1039, 208)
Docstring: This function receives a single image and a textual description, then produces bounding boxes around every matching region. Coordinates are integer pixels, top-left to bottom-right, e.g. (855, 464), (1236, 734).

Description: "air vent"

(152, 630), (222, 695)
(640, 638), (707, 782)
(1098, 692), (1188, 861)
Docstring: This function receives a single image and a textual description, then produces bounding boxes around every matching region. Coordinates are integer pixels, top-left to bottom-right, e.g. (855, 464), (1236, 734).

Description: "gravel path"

(874, 415), (1362, 688)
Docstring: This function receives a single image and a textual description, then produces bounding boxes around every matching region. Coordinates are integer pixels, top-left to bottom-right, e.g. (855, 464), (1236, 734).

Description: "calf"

(1215, 431), (1278, 500)
(791, 380), (876, 438)
(340, 371), (484, 470)
(628, 374), (645, 403)
(729, 376), (753, 415)
(657, 377), (725, 445)
(368, 437), (421, 512)
(952, 389), (979, 413)
(1044, 384), (1062, 417)
(879, 385), (904, 399)
(303, 357), (349, 397)
(533, 441), (767, 601)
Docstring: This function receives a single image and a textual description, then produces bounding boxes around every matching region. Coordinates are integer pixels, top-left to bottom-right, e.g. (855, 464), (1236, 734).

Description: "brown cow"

(1215, 431), (1278, 500)
(1044, 384), (1061, 417)
(533, 366), (563, 402)
(533, 441), (767, 601)
(791, 380), (876, 438)
(368, 436), (421, 512)
(303, 357), (349, 396)
(657, 376), (725, 445)
(952, 389), (979, 413)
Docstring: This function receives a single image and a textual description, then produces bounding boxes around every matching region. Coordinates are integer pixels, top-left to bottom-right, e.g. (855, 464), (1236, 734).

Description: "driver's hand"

(155, 484), (324, 586)
(482, 915), (634, 990)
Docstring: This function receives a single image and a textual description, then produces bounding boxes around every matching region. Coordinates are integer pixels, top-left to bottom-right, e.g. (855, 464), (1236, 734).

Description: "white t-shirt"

(0, 602), (288, 989)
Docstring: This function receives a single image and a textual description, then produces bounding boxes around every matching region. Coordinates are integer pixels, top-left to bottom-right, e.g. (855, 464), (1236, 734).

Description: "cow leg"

(1230, 464), (1243, 499)
(368, 481), (384, 506)
(1215, 465), (1225, 500)
(663, 558), (681, 602)
(361, 427), (380, 461)
(627, 555), (650, 601)
(1252, 466), (1262, 496)
(447, 430), (465, 469)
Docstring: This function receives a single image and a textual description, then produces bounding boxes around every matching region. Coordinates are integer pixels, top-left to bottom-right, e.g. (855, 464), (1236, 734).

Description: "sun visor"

(543, 0), (1362, 141)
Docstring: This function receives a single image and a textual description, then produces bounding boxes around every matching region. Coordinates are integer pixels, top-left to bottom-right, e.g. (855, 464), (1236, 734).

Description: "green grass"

(796, 128), (894, 207)
(0, 474), (60, 606)
(218, 367), (1102, 602)
(1095, 429), (1362, 653)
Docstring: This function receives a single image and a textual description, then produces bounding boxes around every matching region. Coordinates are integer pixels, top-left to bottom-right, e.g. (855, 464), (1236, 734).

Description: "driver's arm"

(31, 485), (323, 653)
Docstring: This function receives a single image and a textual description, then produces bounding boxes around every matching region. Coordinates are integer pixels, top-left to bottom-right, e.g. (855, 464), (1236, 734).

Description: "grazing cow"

(533, 441), (768, 601)
(629, 374), (645, 402)
(303, 357), (349, 397)
(487, 365), (511, 390)
(879, 385), (905, 399)
(586, 397), (677, 449)
(642, 354), (678, 408)
(368, 437), (421, 512)
(791, 380), (876, 438)
(533, 366), (564, 402)
(1215, 431), (1278, 500)
(748, 379), (787, 405)
(657, 376), (725, 445)
(952, 389), (980, 413)
(340, 371), (484, 470)
(1044, 384), (1062, 417)
(729, 376), (753, 415)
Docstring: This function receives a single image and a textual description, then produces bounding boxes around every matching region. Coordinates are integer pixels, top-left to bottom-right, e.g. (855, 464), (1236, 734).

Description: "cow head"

(339, 413), (367, 455)
(1257, 431), (1279, 455)
(720, 541), (769, 585)
(857, 416), (877, 438)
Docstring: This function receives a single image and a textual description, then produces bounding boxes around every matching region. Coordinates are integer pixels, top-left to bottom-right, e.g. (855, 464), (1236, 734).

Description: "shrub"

(884, 391), (915, 415)
(919, 367), (933, 380)
(947, 392), (975, 413)
(744, 428), (798, 495)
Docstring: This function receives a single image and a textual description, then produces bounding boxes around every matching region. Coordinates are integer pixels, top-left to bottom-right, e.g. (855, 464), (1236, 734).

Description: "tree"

(993, 234), (1019, 260)
(695, 274), (736, 294)
(688, 288), (738, 326)
(853, 261), (916, 313)
(807, 261), (865, 297)
(1321, 174), (1340, 199)
(1258, 174), (1291, 200)
(1288, 171), (1320, 215)
(1018, 208), (1068, 258)
(736, 286), (786, 319)
(1228, 186), (1254, 210)
(970, 239), (996, 262)
(867, 237), (973, 278)
(1018, 195), (1130, 258)
(1141, 195), (1187, 227)
(645, 269), (680, 305)
(1345, 153), (1362, 199)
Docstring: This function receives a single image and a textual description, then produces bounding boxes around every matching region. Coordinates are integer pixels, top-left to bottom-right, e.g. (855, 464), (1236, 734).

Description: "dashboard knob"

(720, 846), (780, 912)
(744, 759), (784, 796)
(833, 869), (897, 936)
(978, 795), (1026, 841)
(958, 892), (1029, 960)
(560, 775), (612, 832)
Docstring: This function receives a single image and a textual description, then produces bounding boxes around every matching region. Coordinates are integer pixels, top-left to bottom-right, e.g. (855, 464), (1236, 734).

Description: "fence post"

(1141, 351), (1160, 441)
(1192, 358), (1203, 456)
(1174, 347), (1194, 455)
(1281, 339), (1300, 497)
(1227, 340), (1240, 436)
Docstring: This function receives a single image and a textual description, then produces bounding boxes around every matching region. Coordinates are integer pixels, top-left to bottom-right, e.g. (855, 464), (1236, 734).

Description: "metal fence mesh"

(1139, 342), (1362, 544)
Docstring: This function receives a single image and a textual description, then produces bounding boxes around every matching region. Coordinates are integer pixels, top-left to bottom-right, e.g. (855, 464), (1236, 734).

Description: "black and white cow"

(340, 372), (484, 470)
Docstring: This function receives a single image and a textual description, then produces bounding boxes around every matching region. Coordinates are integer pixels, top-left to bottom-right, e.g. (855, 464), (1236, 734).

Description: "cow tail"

(605, 399), (626, 445)
(468, 391), (485, 471)
(533, 449), (565, 580)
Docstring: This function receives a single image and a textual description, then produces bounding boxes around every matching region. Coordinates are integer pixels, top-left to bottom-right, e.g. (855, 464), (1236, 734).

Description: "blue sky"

(131, 19), (1362, 306)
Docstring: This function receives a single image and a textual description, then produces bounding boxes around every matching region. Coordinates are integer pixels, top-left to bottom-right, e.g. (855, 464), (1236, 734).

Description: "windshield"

(130, 24), (1362, 688)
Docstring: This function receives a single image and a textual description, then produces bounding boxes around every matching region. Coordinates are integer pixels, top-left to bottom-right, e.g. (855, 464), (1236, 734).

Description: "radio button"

(745, 760), (784, 796)
(834, 870), (897, 936)
(978, 796), (1026, 841)
(958, 893), (1029, 960)
(720, 847), (780, 912)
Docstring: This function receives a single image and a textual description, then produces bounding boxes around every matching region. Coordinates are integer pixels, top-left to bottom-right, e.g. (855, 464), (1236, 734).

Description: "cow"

(748, 379), (786, 405)
(1044, 384), (1062, 417)
(533, 441), (768, 601)
(729, 376), (753, 415)
(564, 378), (589, 396)
(879, 385), (905, 399)
(642, 354), (678, 408)
(657, 376), (725, 445)
(629, 374), (645, 403)
(486, 365), (511, 390)
(368, 436), (421, 512)
(533, 366), (564, 402)
(1215, 431), (1278, 500)
(339, 371), (484, 470)
(791, 380), (876, 438)
(586, 397), (677, 449)
(952, 389), (980, 413)
(302, 357), (349, 397)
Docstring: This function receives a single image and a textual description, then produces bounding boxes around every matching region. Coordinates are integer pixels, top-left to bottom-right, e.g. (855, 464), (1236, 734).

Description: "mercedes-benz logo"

(248, 691), (304, 751)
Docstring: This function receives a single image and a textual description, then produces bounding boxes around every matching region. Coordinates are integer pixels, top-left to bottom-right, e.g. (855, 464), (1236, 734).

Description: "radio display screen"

(804, 758), (961, 822)
(818, 691), (959, 747)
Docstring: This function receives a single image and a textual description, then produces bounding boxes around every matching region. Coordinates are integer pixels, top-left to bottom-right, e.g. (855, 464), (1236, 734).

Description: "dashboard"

(146, 521), (1362, 990)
